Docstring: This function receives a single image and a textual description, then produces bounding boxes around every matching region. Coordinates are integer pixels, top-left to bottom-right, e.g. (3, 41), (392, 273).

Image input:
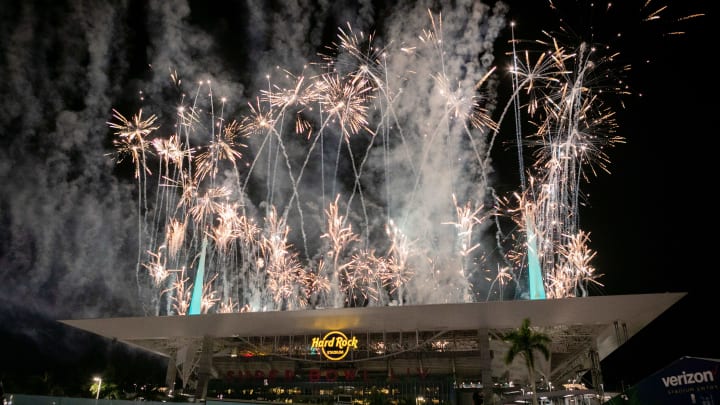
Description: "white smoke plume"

(0, 0), (510, 321)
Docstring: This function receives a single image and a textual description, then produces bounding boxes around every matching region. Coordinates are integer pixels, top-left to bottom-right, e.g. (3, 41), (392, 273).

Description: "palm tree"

(502, 318), (551, 405)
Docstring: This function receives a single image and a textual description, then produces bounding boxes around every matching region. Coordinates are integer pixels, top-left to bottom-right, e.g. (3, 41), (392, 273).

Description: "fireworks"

(107, 3), (665, 315)
(108, 108), (159, 179)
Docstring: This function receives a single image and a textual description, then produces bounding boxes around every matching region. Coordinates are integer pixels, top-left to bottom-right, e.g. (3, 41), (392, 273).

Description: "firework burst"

(106, 2), (681, 315)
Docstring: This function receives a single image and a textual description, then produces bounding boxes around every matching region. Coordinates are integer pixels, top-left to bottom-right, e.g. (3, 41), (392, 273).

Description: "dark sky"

(503, 0), (720, 390)
(0, 0), (717, 395)
(571, 0), (720, 389)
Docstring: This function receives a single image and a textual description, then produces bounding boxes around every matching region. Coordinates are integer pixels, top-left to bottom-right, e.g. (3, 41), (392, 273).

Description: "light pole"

(93, 377), (102, 405)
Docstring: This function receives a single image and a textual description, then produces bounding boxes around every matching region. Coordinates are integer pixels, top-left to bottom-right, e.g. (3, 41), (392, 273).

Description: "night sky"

(1, 0), (717, 396)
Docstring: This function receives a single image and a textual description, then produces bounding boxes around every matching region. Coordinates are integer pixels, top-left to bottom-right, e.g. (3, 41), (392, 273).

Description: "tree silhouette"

(502, 318), (551, 405)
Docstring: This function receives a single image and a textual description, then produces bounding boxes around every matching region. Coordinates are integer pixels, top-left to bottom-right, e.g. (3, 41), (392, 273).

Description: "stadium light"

(92, 377), (102, 404)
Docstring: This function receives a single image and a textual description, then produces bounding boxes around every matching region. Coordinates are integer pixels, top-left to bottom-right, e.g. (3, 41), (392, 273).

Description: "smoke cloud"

(0, 0), (510, 322)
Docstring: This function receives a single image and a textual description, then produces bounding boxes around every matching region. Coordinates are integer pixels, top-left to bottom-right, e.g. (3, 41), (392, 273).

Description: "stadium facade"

(60, 293), (685, 404)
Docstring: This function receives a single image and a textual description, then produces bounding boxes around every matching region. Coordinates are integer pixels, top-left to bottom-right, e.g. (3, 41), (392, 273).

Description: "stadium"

(61, 292), (684, 404)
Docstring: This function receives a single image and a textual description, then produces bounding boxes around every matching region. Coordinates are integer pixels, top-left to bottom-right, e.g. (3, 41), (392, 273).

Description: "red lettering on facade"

(344, 369), (357, 381)
(223, 367), (431, 384)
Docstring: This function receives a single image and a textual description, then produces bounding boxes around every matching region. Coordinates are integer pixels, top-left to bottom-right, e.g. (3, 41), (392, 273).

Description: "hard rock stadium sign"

(310, 330), (359, 361)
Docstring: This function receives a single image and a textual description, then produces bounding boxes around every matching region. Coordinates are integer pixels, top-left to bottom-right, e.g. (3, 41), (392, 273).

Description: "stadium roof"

(60, 292), (685, 386)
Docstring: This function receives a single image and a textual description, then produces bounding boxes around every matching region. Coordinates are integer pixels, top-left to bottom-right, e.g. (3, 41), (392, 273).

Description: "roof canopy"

(60, 293), (685, 386)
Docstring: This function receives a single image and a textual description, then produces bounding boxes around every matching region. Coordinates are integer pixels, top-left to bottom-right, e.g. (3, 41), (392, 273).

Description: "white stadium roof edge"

(59, 292), (686, 394)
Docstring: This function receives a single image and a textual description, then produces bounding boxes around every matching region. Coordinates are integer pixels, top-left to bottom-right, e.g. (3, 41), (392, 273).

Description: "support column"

(195, 335), (215, 401)
(478, 328), (493, 404)
(165, 352), (177, 397)
(589, 347), (604, 400)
